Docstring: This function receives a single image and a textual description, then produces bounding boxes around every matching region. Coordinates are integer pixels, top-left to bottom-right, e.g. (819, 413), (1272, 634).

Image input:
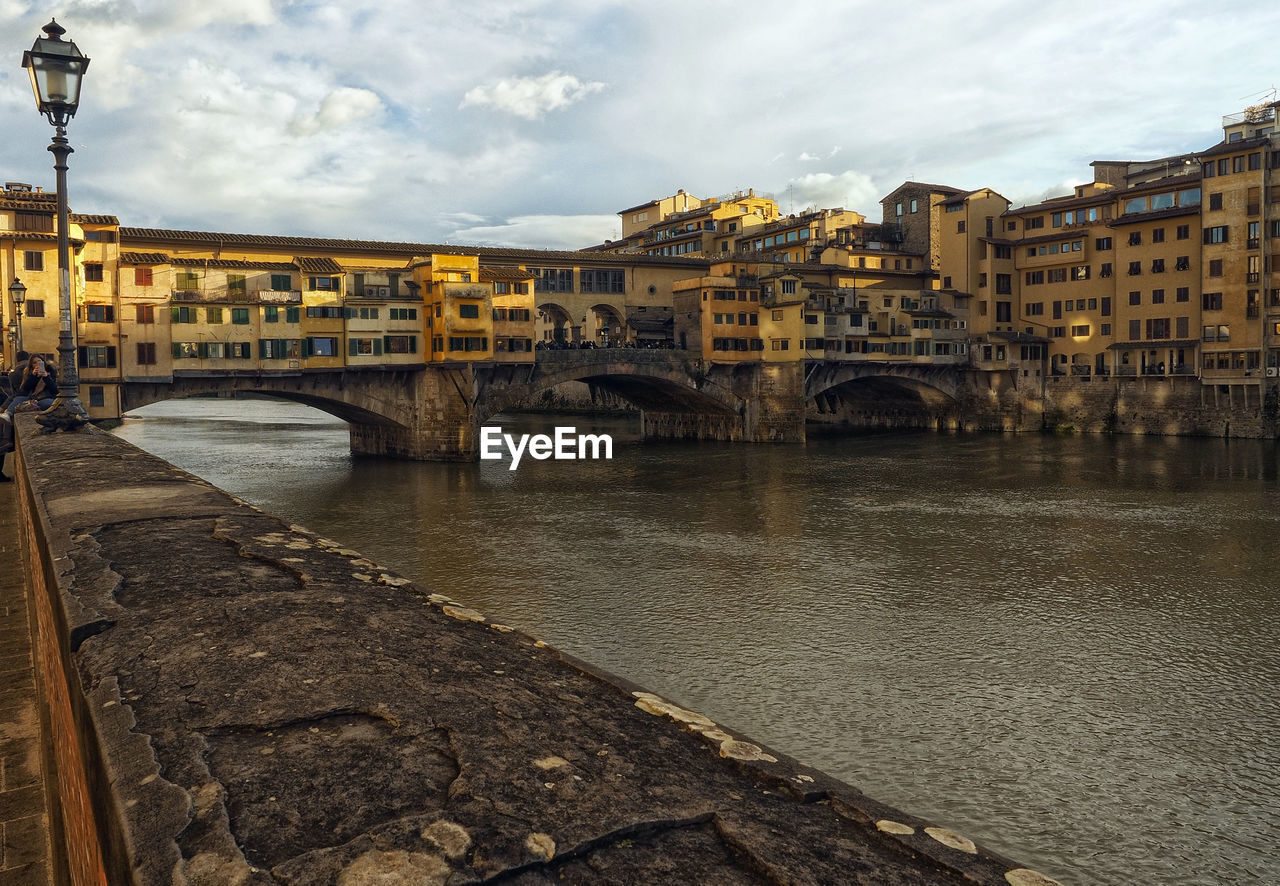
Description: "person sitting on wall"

(0, 350), (26, 481)
(0, 350), (28, 414)
(3, 354), (57, 421)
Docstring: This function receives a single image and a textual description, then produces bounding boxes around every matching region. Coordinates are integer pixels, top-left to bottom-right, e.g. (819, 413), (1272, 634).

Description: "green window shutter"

(349, 338), (358, 356)
(107, 347), (117, 368)
(302, 338), (313, 358)
(77, 346), (87, 366)
(258, 340), (266, 359)
(383, 335), (390, 351)
(197, 342), (209, 359)
(173, 343), (183, 359)
(287, 307), (300, 323)
(409, 335), (416, 353)
(171, 306), (180, 323)
(373, 339), (382, 356)
(308, 277), (316, 291)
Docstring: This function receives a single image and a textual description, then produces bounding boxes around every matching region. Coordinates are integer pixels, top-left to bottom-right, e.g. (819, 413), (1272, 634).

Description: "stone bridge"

(805, 360), (1037, 432)
(117, 353), (1039, 460)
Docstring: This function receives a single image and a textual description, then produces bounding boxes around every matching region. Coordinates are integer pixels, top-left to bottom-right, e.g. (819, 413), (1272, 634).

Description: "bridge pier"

(641, 362), (806, 444)
(349, 366), (479, 461)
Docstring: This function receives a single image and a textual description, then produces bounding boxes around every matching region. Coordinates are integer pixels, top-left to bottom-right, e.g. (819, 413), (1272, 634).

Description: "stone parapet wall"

(12, 421), (1058, 885)
(1043, 376), (1277, 437)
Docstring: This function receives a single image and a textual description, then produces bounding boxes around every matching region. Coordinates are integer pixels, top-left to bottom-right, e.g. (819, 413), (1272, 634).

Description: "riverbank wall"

(9, 417), (1063, 885)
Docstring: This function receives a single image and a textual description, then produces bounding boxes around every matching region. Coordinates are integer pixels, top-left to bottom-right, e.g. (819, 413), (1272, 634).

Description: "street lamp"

(7, 278), (26, 355)
(22, 18), (89, 431)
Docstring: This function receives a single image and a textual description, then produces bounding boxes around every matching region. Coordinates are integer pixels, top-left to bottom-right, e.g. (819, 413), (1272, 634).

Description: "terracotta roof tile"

(295, 256), (343, 274)
(118, 227), (708, 268)
(71, 213), (119, 225)
(118, 252), (170, 264)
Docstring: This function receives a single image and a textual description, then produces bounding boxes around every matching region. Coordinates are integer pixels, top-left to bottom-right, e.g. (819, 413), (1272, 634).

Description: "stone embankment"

(12, 417), (1064, 885)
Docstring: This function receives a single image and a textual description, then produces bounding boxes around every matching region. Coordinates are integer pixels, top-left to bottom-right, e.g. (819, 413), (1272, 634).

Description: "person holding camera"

(3, 354), (57, 422)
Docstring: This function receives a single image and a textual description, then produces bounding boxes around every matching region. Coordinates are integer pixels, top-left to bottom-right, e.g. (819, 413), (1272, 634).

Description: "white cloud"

(448, 215), (616, 250)
(289, 88), (383, 136)
(460, 72), (605, 120)
(785, 171), (880, 215)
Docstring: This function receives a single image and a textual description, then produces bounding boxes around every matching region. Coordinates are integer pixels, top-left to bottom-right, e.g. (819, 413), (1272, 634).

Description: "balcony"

(1247, 273), (1260, 284)
(1247, 238), (1260, 249)
(1223, 107), (1276, 127)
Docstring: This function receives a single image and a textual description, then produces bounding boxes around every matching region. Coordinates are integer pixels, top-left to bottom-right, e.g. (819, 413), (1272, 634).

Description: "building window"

(1204, 225), (1229, 244)
(1025, 271), (1044, 285)
(1176, 225), (1190, 240)
(308, 276), (340, 291)
(271, 274), (292, 291)
(458, 303), (480, 319)
(1129, 291), (1141, 306)
(231, 308), (250, 324)
(227, 274), (246, 293)
(386, 334), (419, 353)
(136, 342), (157, 365)
(1177, 317), (1189, 338)
(1152, 228), (1165, 244)
(1152, 289), (1165, 304)
(1146, 318), (1170, 340)
(1071, 324), (1090, 337)
(580, 269), (626, 293)
(25, 300), (44, 318)
(530, 267), (574, 293)
(206, 307), (223, 324)
(445, 336), (484, 352)
(88, 386), (105, 408)
(23, 251), (43, 271)
(135, 304), (155, 324)
(1209, 193), (1223, 210)
(1203, 292), (1223, 310)
(15, 211), (54, 232)
(306, 337), (339, 357)
(1175, 256), (1190, 271)
(1128, 261), (1142, 276)
(176, 271), (200, 290)
(77, 345), (117, 368)
(135, 267), (154, 286)
(171, 306), (198, 323)
(1151, 258), (1165, 273)
(1129, 320), (1141, 340)
(1128, 231), (1142, 246)
(1176, 287), (1189, 302)
(85, 263), (104, 282)
(1208, 259), (1223, 277)
(86, 304), (114, 323)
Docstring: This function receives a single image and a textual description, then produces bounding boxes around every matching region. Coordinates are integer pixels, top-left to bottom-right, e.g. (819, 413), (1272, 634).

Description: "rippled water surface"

(114, 398), (1280, 886)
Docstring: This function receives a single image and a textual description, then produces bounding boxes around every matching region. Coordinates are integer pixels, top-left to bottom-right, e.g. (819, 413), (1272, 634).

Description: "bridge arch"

(474, 352), (745, 427)
(119, 370), (420, 432)
(537, 302), (575, 343)
(588, 303), (625, 346)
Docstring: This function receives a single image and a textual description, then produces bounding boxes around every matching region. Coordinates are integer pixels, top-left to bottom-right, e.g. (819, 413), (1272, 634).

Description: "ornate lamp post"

(22, 18), (89, 431)
(8, 278), (26, 355)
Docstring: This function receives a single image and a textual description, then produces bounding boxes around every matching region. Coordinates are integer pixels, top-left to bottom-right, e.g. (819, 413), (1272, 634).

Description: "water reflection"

(115, 399), (1280, 886)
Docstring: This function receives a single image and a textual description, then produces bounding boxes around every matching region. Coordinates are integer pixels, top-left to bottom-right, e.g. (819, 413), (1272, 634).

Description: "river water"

(113, 398), (1280, 886)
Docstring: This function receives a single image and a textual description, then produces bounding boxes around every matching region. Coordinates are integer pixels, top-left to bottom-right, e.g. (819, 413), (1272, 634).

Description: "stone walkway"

(0, 460), (54, 886)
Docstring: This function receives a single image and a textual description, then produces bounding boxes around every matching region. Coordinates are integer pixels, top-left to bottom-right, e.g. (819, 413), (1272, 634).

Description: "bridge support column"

(641, 362), (805, 444)
(349, 366), (479, 460)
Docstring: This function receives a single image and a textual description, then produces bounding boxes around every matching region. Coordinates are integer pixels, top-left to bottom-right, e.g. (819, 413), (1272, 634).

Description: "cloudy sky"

(1, 1), (1277, 250)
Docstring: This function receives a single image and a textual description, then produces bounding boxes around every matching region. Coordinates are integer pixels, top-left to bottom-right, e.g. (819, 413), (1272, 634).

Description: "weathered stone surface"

(16, 423), (1054, 884)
